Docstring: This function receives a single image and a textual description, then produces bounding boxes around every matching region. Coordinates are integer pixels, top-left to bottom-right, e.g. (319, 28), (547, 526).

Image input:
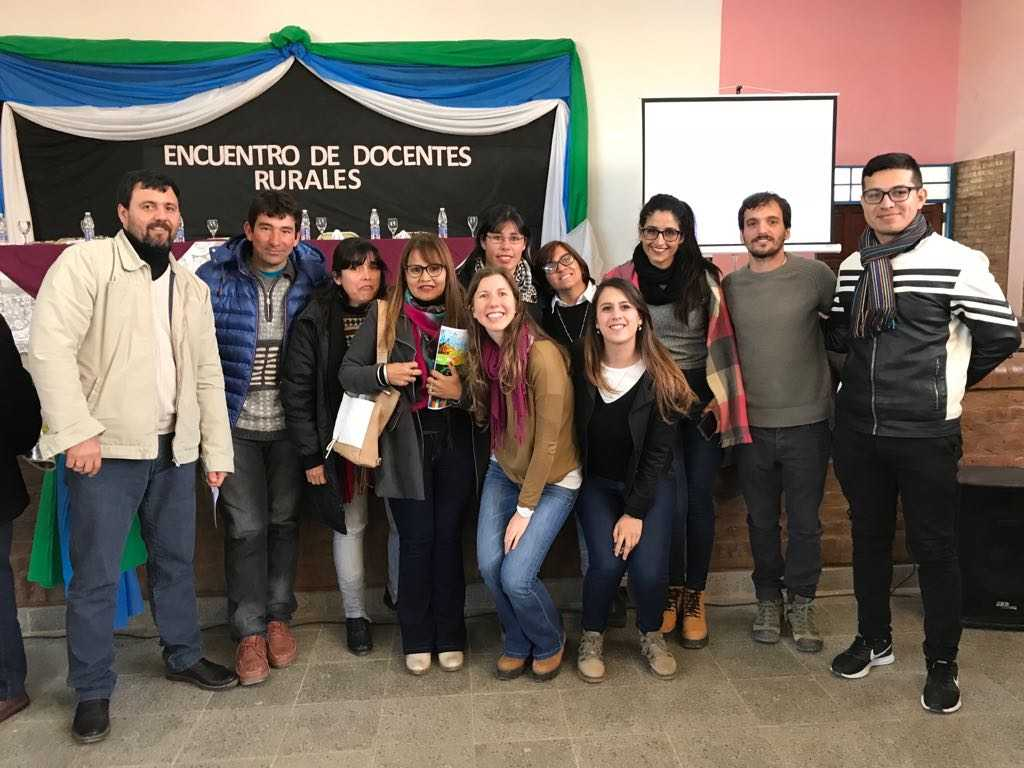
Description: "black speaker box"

(958, 467), (1024, 630)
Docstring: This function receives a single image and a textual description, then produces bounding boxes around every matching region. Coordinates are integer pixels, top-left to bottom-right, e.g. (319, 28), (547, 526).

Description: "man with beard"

(28, 170), (237, 744)
(722, 192), (836, 653)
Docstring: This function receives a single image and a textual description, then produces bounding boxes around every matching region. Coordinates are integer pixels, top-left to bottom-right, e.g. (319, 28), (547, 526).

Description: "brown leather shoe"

(266, 621), (298, 668)
(236, 635), (270, 685)
(680, 588), (709, 649)
(495, 655), (527, 680)
(531, 642), (564, 682)
(0, 692), (29, 724)
(660, 586), (684, 634)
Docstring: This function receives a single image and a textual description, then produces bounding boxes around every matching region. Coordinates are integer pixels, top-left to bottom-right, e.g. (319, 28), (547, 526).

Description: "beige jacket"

(28, 231), (233, 471)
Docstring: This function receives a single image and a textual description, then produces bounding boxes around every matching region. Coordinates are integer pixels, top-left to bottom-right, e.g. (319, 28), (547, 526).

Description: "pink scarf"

(482, 328), (532, 450)
(403, 300), (444, 412)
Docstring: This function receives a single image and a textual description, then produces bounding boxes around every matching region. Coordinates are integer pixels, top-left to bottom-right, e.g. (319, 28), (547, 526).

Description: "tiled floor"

(3, 594), (1024, 767)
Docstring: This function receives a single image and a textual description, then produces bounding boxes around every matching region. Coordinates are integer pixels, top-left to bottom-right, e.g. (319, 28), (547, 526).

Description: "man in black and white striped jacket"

(827, 152), (1020, 715)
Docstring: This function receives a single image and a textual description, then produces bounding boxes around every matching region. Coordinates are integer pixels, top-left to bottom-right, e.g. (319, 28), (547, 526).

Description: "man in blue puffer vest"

(198, 191), (327, 686)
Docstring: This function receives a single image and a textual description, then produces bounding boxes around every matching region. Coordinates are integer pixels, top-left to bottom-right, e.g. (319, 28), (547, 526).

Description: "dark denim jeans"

(65, 434), (202, 701)
(388, 429), (474, 654)
(669, 418), (724, 589)
(477, 461), (576, 660)
(832, 423), (963, 662)
(219, 435), (303, 641)
(578, 475), (674, 634)
(736, 421), (830, 600)
(0, 519), (26, 700)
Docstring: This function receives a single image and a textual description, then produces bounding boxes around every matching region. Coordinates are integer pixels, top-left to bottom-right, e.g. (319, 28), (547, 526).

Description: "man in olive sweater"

(722, 192), (836, 653)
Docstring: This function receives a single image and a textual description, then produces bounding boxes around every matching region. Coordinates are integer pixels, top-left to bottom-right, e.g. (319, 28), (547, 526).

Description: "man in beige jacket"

(28, 170), (237, 745)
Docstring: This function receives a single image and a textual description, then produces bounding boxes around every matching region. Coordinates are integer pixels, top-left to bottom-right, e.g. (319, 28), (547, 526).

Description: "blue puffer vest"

(197, 235), (327, 426)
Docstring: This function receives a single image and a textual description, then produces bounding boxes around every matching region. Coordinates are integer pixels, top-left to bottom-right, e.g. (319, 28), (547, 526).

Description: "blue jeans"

(579, 475), (675, 633)
(477, 461), (576, 660)
(669, 417), (724, 589)
(65, 434), (202, 701)
(0, 519), (26, 700)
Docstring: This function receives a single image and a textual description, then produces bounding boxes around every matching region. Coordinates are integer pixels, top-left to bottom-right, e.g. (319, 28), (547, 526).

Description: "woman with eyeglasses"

(282, 239), (388, 657)
(457, 203), (543, 324)
(466, 266), (580, 682)
(340, 234), (478, 675)
(606, 194), (750, 650)
(539, 240), (596, 349)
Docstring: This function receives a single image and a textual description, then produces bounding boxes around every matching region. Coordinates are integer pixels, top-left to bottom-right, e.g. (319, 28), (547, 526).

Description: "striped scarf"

(851, 213), (931, 338)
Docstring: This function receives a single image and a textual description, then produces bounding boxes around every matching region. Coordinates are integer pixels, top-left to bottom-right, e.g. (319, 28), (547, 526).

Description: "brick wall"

(953, 152), (1016, 292)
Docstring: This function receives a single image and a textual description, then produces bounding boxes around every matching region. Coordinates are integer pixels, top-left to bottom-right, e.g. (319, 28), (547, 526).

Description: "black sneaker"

(830, 635), (895, 679)
(346, 617), (373, 656)
(922, 659), (961, 714)
(72, 698), (110, 744)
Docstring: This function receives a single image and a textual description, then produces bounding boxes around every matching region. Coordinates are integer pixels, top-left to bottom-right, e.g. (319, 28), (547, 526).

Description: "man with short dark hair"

(724, 192), (836, 653)
(828, 152), (1020, 713)
(29, 169), (237, 744)
(198, 191), (326, 685)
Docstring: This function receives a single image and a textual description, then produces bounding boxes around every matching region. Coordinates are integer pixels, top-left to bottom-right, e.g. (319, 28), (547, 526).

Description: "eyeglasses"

(862, 186), (921, 205)
(542, 253), (576, 273)
(639, 226), (682, 243)
(485, 233), (526, 245)
(405, 263), (445, 279)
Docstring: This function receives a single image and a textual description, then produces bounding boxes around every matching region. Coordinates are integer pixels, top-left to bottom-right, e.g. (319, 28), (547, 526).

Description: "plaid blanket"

(604, 262), (751, 447)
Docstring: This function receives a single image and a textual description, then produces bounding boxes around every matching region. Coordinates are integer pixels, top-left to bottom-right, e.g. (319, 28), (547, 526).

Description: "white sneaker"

(438, 651), (464, 672)
(405, 652), (432, 675)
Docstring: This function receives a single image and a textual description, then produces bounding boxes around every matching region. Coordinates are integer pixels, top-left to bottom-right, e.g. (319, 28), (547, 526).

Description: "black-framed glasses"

(542, 253), (576, 273)
(639, 226), (681, 243)
(862, 186), (921, 204)
(484, 233), (526, 245)
(405, 263), (445, 279)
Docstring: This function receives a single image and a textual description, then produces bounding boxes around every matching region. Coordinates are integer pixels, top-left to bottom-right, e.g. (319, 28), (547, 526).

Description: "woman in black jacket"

(0, 314), (41, 722)
(572, 278), (695, 683)
(282, 238), (387, 655)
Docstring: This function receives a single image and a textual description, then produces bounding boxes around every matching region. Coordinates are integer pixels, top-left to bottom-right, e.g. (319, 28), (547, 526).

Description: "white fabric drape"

(1, 56), (569, 243)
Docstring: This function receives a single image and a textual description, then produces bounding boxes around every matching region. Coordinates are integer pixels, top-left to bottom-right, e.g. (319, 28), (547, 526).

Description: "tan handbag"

(333, 300), (401, 468)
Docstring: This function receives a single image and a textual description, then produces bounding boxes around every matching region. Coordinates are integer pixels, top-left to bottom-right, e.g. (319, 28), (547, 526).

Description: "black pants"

(219, 435), (303, 640)
(736, 421), (829, 600)
(832, 423), (963, 662)
(388, 418), (474, 654)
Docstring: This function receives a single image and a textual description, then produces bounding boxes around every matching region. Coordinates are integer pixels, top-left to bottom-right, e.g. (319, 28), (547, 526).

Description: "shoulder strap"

(375, 299), (389, 365)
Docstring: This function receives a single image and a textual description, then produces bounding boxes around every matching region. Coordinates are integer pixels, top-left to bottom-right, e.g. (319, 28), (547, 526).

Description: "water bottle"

(174, 216), (185, 243)
(369, 208), (381, 239)
(300, 209), (311, 241)
(81, 211), (95, 242)
(437, 207), (448, 238)
(0, 214), (7, 244)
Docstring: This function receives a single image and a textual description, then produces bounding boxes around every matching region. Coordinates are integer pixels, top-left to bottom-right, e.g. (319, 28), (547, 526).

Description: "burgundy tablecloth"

(0, 237), (476, 298)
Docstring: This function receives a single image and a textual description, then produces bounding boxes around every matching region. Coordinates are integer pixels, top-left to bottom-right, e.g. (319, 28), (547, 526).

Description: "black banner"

(15, 65), (555, 241)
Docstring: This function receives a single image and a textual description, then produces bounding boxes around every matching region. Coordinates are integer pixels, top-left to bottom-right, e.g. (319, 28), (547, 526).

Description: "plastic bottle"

(174, 216), (185, 243)
(0, 214), (7, 244)
(300, 209), (311, 241)
(369, 208), (381, 239)
(437, 207), (448, 238)
(81, 211), (95, 242)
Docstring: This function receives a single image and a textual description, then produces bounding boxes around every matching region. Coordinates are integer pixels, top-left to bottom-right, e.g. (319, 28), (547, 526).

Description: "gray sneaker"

(752, 599), (783, 644)
(577, 631), (606, 683)
(787, 595), (823, 653)
(639, 631), (677, 679)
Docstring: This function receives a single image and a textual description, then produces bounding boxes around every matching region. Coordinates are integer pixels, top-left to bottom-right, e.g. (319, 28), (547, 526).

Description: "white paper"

(176, 241), (219, 273)
(333, 394), (376, 448)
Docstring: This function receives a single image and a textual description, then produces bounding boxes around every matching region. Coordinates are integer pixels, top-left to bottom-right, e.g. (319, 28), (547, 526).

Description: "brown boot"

(266, 621), (298, 668)
(531, 641), (565, 682)
(680, 588), (709, 649)
(495, 655), (527, 680)
(660, 586), (684, 634)
(235, 635), (270, 685)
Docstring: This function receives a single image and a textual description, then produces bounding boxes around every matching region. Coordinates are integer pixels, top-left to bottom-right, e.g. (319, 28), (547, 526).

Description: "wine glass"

(467, 215), (479, 237)
(17, 220), (31, 244)
(387, 217), (399, 238)
(315, 216), (328, 238)
(206, 218), (219, 238)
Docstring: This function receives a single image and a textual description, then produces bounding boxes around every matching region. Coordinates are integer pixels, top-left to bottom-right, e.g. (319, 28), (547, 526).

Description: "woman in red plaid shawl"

(605, 194), (750, 649)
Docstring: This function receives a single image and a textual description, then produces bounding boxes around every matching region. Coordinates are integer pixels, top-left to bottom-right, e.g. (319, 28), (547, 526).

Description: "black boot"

(346, 618), (373, 656)
(72, 698), (110, 744)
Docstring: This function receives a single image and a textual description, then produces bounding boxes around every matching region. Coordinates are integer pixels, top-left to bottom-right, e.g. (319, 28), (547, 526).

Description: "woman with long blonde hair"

(466, 266), (579, 682)
(340, 234), (477, 676)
